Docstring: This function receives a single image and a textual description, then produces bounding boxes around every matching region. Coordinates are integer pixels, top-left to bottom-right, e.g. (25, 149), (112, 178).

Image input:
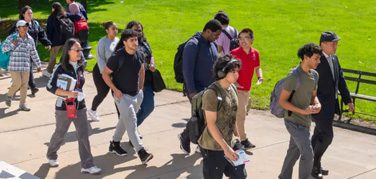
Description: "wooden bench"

(338, 68), (376, 120)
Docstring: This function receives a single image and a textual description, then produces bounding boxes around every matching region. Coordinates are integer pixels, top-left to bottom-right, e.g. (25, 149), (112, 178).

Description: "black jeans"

(311, 118), (334, 170)
(200, 148), (247, 179)
(91, 64), (110, 111)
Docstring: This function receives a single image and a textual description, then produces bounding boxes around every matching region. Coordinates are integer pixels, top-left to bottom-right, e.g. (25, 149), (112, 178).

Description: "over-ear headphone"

(217, 58), (238, 79)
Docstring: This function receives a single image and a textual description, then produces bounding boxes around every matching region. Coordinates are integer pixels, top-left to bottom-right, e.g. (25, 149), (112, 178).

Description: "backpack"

(0, 35), (17, 70)
(222, 29), (239, 51)
(188, 83), (237, 144)
(173, 35), (200, 83)
(0, 41), (10, 69)
(57, 16), (75, 41)
(270, 68), (301, 118)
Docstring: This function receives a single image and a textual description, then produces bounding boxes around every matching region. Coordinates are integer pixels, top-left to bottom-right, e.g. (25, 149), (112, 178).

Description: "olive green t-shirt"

(283, 66), (318, 127)
(198, 82), (238, 151)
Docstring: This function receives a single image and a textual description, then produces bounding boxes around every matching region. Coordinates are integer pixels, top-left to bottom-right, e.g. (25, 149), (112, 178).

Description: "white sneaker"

(81, 166), (101, 175)
(48, 159), (59, 167)
(42, 70), (51, 78)
(88, 109), (100, 121)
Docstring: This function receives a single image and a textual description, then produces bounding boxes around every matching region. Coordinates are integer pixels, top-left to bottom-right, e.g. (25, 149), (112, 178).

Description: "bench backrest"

(342, 68), (376, 94)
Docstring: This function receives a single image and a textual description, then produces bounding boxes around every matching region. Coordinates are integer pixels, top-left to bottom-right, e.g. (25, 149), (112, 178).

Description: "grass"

(1, 0), (375, 120)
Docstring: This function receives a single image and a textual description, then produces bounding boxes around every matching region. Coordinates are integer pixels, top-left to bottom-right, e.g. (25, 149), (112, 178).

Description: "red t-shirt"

(230, 47), (260, 91)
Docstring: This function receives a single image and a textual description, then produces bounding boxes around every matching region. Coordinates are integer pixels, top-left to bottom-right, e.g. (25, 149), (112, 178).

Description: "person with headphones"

(230, 28), (263, 149)
(197, 55), (247, 179)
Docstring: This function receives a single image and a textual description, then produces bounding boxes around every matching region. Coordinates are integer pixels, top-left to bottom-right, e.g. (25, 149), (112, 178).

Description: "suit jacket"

(313, 54), (352, 121)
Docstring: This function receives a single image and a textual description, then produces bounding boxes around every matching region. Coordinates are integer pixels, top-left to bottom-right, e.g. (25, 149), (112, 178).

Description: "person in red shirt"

(230, 28), (263, 149)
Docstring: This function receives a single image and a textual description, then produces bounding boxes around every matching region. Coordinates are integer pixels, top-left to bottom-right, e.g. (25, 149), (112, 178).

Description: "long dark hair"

(60, 38), (82, 71)
(19, 5), (32, 20)
(125, 20), (145, 42)
(51, 2), (65, 17)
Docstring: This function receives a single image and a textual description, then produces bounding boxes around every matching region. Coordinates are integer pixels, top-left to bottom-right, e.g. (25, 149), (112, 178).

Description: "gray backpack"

(270, 68), (301, 118)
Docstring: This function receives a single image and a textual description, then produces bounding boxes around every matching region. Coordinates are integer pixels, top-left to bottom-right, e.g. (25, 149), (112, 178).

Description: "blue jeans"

(136, 84), (155, 126)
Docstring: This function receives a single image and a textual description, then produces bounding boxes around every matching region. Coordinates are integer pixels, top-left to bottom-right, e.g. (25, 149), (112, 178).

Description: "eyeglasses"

(70, 48), (83, 52)
(110, 27), (118, 30)
(239, 36), (252, 41)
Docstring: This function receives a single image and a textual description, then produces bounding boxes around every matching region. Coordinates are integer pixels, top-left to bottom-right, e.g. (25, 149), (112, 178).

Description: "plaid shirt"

(1, 32), (41, 72)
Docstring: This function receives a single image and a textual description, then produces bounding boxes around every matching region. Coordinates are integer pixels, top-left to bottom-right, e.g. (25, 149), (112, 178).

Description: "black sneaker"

(241, 139), (256, 149)
(138, 148), (153, 164)
(5, 96), (12, 107)
(109, 141), (127, 156)
(31, 88), (39, 96)
(178, 134), (190, 154)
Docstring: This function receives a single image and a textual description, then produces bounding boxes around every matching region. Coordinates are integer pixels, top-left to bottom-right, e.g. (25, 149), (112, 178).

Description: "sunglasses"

(70, 48), (83, 52)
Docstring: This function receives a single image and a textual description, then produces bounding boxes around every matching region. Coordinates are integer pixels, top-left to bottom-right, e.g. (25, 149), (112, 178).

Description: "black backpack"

(57, 16), (74, 41)
(187, 83), (237, 144)
(222, 29), (239, 51)
(173, 35), (200, 83)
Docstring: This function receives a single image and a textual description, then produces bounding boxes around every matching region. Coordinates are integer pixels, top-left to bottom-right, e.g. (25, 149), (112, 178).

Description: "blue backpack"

(0, 41), (10, 69)
(270, 68), (301, 118)
(0, 35), (17, 70)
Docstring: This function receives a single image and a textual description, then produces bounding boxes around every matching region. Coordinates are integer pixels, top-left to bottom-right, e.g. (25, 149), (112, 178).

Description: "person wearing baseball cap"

(2, 19), (42, 111)
(311, 31), (354, 178)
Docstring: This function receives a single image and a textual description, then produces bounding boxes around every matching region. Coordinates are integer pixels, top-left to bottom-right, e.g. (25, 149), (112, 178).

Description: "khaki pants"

(8, 71), (30, 104)
(47, 45), (62, 73)
(236, 90), (250, 140)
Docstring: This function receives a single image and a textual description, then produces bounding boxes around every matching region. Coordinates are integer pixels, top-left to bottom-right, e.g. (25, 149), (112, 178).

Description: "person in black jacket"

(9, 5), (52, 96)
(44, 2), (76, 78)
(311, 32), (354, 179)
(46, 38), (101, 174)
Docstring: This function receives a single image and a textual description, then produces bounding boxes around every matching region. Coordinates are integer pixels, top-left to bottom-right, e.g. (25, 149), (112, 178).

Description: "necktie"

(328, 56), (335, 79)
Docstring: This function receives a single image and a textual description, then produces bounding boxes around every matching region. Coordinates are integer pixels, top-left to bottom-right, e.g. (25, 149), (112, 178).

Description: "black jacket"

(9, 19), (51, 47)
(47, 61), (86, 111)
(313, 54), (351, 121)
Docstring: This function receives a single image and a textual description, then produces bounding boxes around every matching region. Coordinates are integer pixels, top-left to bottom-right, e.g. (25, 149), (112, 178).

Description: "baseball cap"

(320, 31), (341, 43)
(16, 20), (29, 28)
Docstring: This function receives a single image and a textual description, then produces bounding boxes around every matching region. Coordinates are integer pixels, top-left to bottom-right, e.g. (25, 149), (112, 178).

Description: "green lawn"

(1, 0), (375, 120)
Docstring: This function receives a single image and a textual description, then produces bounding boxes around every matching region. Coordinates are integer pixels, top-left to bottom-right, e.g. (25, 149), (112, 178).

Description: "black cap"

(320, 31), (341, 43)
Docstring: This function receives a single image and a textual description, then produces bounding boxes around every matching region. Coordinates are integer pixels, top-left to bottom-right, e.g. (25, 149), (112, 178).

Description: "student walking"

(102, 29), (153, 164)
(3, 20), (42, 111)
(278, 43), (322, 179)
(87, 21), (119, 121)
(9, 5), (51, 96)
(198, 55), (247, 179)
(46, 38), (101, 174)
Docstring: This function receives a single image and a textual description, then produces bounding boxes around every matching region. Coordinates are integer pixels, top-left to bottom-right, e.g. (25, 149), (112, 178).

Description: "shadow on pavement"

(44, 126), (116, 146)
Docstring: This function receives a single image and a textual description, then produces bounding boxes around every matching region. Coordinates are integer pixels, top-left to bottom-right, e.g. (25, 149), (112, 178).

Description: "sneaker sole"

(109, 150), (127, 156)
(141, 154), (153, 164)
(81, 170), (101, 175)
(177, 134), (190, 154)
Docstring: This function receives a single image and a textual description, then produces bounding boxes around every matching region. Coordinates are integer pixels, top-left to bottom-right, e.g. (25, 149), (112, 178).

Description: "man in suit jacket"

(311, 31), (354, 178)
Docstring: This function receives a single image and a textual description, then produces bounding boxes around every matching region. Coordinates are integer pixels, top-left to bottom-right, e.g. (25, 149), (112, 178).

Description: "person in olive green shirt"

(278, 43), (322, 179)
(197, 55), (246, 179)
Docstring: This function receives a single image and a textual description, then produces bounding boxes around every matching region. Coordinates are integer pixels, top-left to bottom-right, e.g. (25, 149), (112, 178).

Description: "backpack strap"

(222, 29), (233, 40)
(287, 68), (301, 116)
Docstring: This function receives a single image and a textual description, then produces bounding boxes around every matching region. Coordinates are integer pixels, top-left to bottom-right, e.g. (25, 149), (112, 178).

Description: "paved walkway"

(0, 70), (375, 179)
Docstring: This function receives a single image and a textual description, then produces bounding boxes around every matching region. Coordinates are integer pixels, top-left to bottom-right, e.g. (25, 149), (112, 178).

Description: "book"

(57, 74), (76, 91)
(225, 149), (250, 166)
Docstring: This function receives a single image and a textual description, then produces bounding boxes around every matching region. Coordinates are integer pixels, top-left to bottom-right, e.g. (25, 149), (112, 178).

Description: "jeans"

(136, 84), (155, 126)
(200, 148), (247, 179)
(279, 120), (314, 179)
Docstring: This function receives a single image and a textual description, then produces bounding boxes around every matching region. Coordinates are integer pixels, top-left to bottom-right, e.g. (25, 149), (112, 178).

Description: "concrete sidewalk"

(0, 71), (375, 179)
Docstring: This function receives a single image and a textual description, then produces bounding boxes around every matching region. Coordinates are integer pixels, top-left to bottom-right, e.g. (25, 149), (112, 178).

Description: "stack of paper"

(57, 74), (76, 91)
